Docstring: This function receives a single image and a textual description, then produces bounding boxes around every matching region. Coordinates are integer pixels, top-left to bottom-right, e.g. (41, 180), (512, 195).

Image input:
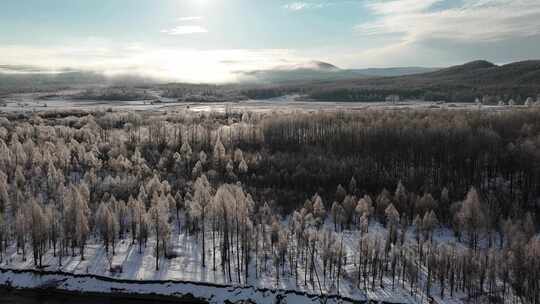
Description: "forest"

(0, 107), (538, 303)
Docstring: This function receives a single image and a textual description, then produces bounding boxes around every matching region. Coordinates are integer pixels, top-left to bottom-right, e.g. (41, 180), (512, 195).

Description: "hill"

(349, 66), (438, 77)
(301, 60), (540, 102)
(236, 61), (438, 84)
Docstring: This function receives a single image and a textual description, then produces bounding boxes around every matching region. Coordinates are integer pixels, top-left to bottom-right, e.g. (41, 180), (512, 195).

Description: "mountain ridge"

(298, 59), (540, 102)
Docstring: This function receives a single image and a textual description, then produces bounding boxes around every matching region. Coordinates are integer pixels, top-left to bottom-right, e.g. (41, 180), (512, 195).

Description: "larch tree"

(348, 176), (357, 195)
(440, 187), (450, 223)
(199, 150), (208, 165)
(422, 211), (439, 242)
(342, 195), (358, 228)
(355, 196), (373, 231)
(213, 137), (226, 168)
(190, 174), (212, 267)
(213, 184), (236, 281)
(331, 201), (344, 232)
(376, 189), (392, 221)
(238, 158), (248, 175)
(394, 181), (408, 215)
(0, 211), (6, 263)
(46, 205), (61, 257)
(15, 208), (28, 261)
(192, 160), (203, 178)
(96, 202), (118, 255)
(179, 139), (193, 173)
(0, 172), (9, 213)
(312, 194), (326, 228)
(385, 203), (400, 247)
(233, 148), (244, 164)
(29, 199), (48, 267)
(128, 197), (147, 252)
(65, 185), (90, 259)
(457, 187), (485, 249)
(416, 193), (437, 218)
(148, 194), (171, 271)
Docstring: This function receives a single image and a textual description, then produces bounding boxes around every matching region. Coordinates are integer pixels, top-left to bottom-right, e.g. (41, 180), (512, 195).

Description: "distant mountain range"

(2, 60), (539, 103)
(236, 60), (439, 83)
(299, 60), (540, 102)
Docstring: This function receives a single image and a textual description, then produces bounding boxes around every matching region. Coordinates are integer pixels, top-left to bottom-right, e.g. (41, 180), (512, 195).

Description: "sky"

(1, 0), (540, 82)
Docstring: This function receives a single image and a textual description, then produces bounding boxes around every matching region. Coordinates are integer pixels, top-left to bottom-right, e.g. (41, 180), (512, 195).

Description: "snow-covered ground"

(0, 234), (371, 303)
(0, 268), (359, 304)
(0, 220), (478, 304)
(0, 92), (524, 114)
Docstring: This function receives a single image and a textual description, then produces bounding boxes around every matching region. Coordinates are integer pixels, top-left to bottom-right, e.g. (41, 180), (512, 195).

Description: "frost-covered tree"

(179, 139), (193, 172)
(238, 158), (248, 175)
(148, 194), (171, 271)
(359, 212), (369, 234)
(234, 148), (244, 164)
(96, 202), (118, 255)
(394, 181), (408, 213)
(128, 196), (149, 253)
(46, 205), (61, 258)
(342, 195), (357, 228)
(331, 201), (345, 232)
(457, 187), (484, 249)
(422, 211), (438, 242)
(416, 193), (437, 217)
(64, 185), (90, 258)
(0, 172), (9, 213)
(189, 175), (212, 267)
(15, 208), (28, 261)
(225, 160), (236, 180)
(385, 203), (400, 228)
(113, 199), (129, 240)
(192, 160), (203, 178)
(180, 139), (193, 163)
(0, 211), (6, 263)
(319, 228), (336, 285)
(199, 150), (208, 164)
(356, 195), (373, 219)
(29, 199), (48, 267)
(376, 189), (392, 220)
(213, 137), (226, 167)
(348, 176), (357, 195)
(312, 194), (326, 227)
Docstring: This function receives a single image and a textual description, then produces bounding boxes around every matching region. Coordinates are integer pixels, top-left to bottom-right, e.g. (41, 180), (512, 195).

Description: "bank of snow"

(0, 268), (378, 304)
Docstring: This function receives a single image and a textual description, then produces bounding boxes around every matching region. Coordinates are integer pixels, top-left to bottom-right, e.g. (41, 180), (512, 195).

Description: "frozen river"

(0, 291), (199, 304)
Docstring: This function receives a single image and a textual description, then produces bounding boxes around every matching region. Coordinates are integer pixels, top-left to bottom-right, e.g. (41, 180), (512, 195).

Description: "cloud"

(162, 15), (207, 35)
(161, 25), (208, 35)
(0, 43), (308, 83)
(283, 1), (329, 11)
(355, 0), (540, 42)
(178, 16), (203, 22)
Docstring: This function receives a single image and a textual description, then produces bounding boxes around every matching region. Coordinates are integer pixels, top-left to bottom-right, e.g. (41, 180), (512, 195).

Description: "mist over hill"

(2, 60), (539, 103)
(235, 60), (438, 84)
(0, 61), (438, 91)
(0, 65), (159, 94)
